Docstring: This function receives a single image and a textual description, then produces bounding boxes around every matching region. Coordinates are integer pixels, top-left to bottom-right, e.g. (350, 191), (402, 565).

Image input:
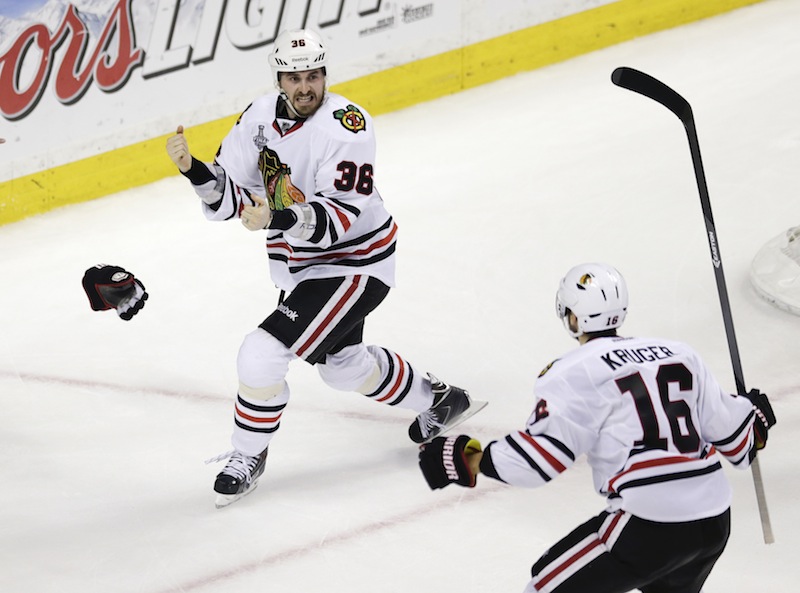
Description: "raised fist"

(166, 125), (192, 172)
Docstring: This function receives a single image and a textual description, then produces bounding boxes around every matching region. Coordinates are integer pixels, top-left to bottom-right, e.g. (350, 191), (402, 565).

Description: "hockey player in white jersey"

(166, 29), (482, 508)
(419, 263), (776, 593)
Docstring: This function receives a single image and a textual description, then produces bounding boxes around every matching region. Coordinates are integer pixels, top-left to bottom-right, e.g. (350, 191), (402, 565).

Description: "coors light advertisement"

(0, 0), (450, 174)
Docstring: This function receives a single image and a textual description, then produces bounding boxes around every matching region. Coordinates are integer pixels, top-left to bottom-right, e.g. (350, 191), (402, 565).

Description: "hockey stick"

(611, 66), (775, 544)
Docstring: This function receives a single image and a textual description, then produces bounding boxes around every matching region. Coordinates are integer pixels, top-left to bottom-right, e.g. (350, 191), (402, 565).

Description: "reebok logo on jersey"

(442, 436), (460, 481)
(277, 303), (299, 321)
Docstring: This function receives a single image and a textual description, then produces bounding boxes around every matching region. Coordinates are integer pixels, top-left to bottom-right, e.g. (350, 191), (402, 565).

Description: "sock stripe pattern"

(234, 394), (287, 434)
(364, 347), (414, 406)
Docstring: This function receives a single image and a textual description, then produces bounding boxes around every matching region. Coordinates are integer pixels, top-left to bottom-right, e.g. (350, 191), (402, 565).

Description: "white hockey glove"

(241, 195), (273, 231)
(166, 125), (191, 173)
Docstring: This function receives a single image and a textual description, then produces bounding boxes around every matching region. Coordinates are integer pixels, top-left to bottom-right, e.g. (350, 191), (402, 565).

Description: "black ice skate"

(409, 374), (487, 444)
(211, 448), (268, 509)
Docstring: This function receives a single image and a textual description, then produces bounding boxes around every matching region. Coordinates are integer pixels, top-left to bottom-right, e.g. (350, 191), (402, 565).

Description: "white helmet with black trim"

(555, 263), (629, 338)
(268, 28), (328, 88)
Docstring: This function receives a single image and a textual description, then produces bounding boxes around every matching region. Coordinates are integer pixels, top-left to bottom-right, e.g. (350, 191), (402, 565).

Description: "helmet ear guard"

(555, 263), (629, 339)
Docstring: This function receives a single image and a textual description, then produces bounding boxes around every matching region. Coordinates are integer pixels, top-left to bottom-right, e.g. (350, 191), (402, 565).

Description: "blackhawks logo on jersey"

(258, 145), (306, 210)
(333, 104), (366, 133)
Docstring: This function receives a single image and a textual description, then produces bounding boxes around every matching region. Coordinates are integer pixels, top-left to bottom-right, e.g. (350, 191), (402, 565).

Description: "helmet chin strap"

(278, 89), (302, 118)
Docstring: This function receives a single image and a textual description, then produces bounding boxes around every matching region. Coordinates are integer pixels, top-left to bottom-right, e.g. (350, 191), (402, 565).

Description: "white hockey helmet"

(268, 29), (328, 88)
(555, 263), (629, 338)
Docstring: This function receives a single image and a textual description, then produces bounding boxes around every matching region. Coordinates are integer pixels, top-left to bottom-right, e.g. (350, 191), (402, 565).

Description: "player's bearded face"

(280, 69), (326, 116)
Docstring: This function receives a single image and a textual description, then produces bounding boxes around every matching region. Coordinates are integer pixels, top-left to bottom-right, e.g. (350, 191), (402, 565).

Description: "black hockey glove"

(82, 265), (148, 321)
(743, 388), (776, 450)
(419, 435), (482, 490)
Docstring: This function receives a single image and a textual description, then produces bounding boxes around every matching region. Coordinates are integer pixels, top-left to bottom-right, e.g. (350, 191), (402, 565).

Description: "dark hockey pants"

(527, 508), (730, 593)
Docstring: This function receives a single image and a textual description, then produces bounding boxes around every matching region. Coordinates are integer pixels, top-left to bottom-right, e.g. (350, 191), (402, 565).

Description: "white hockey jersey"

(196, 92), (397, 292)
(482, 335), (757, 522)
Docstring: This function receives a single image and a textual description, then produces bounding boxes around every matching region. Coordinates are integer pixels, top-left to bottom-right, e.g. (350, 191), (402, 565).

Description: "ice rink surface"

(2, 1), (799, 591)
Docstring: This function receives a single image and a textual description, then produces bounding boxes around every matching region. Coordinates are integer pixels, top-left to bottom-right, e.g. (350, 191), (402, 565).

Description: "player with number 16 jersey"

(499, 334), (753, 522)
(418, 263), (775, 593)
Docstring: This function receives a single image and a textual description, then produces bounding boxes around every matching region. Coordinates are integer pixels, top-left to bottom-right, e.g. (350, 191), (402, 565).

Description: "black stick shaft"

(611, 67), (773, 543)
(682, 117), (747, 394)
(612, 67), (745, 392)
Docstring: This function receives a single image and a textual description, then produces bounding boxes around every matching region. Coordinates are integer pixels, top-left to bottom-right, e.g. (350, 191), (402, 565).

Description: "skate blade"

(214, 480), (260, 509)
(421, 400), (488, 445)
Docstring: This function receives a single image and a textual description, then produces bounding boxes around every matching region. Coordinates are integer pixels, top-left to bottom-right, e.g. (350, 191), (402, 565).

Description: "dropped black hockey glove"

(419, 434), (482, 490)
(82, 264), (148, 321)
(743, 388), (776, 450)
